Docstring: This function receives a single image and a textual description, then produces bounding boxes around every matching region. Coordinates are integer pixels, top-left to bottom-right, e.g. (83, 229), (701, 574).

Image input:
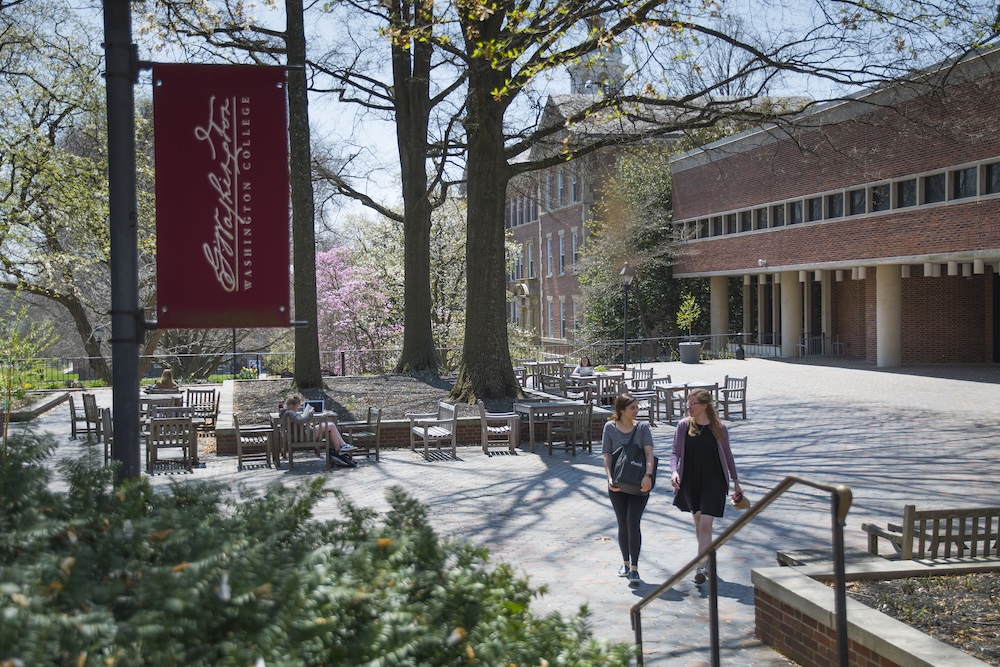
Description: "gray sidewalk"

(29, 358), (1000, 666)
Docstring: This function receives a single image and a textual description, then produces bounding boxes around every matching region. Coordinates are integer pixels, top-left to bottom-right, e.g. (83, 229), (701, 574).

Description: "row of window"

(505, 165), (584, 228)
(678, 159), (1000, 238)
(510, 231), (582, 280)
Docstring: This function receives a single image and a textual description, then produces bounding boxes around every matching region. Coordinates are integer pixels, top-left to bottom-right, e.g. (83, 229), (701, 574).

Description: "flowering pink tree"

(315, 247), (402, 373)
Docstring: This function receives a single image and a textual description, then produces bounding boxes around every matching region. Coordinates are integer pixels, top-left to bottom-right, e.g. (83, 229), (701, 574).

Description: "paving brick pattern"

(36, 358), (1000, 666)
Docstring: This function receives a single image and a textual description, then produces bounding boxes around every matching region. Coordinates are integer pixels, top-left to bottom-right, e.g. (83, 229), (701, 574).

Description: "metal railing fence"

(13, 332), (798, 388)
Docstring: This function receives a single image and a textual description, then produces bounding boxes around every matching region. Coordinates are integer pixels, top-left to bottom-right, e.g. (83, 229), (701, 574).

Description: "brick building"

(670, 50), (1000, 366)
(505, 50), (678, 348)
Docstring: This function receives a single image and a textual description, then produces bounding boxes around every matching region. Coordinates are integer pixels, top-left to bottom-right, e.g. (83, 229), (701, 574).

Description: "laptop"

(304, 399), (325, 413)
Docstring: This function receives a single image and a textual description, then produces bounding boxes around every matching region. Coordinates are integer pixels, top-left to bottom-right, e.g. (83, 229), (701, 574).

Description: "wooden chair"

(185, 388), (219, 431)
(478, 400), (519, 455)
(277, 413), (334, 470)
(718, 375), (748, 420)
(100, 408), (113, 464)
(234, 414), (273, 470)
(407, 401), (458, 459)
(146, 417), (197, 472)
(152, 405), (195, 419)
(546, 403), (593, 456)
(595, 373), (625, 405)
(70, 393), (101, 440)
(342, 407), (382, 462)
(69, 395), (89, 440)
(628, 368), (653, 391)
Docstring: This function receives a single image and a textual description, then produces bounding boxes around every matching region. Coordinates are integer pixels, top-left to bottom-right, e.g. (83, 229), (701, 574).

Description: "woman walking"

(603, 393), (656, 587)
(670, 388), (742, 584)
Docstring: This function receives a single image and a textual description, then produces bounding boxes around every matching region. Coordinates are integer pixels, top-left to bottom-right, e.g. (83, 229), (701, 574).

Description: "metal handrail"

(631, 475), (853, 667)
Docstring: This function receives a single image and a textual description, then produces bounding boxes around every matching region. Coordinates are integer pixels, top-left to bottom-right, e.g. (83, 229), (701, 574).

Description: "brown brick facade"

(669, 51), (1000, 365)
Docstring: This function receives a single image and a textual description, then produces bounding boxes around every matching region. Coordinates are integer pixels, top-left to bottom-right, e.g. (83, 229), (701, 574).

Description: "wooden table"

(655, 383), (690, 424)
(513, 400), (586, 453)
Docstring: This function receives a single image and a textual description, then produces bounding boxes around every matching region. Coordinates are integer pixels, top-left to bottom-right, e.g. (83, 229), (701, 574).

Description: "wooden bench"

(406, 401), (458, 459)
(861, 504), (1000, 559)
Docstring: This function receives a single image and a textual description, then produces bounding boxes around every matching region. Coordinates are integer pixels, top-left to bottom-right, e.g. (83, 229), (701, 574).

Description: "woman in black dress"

(670, 388), (742, 584)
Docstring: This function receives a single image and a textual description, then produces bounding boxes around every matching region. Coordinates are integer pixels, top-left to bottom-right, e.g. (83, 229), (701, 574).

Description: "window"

(897, 179), (917, 207)
(807, 197), (823, 221)
(755, 207), (768, 229)
(725, 214), (737, 234)
(546, 237), (553, 276)
(988, 162), (1000, 195)
(559, 300), (566, 338)
(572, 300), (579, 333)
(740, 210), (753, 232)
(872, 184), (890, 212)
(790, 201), (803, 224)
(547, 301), (553, 338)
(572, 232), (579, 264)
(849, 188), (866, 215)
(953, 167), (976, 199)
(922, 173), (945, 204)
(507, 198), (514, 227)
(557, 170), (565, 207)
(698, 219), (709, 238)
(771, 204), (785, 227)
(712, 216), (723, 236)
(826, 192), (843, 218)
(571, 170), (580, 202)
(558, 235), (565, 275)
(517, 195), (524, 225)
(515, 256), (523, 280)
(527, 243), (534, 278)
(545, 172), (553, 209)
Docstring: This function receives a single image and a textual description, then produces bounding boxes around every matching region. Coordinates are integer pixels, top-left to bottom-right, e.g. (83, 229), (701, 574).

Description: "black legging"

(609, 488), (650, 567)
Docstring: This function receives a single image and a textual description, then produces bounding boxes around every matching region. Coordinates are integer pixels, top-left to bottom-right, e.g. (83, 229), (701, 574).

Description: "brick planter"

(752, 561), (998, 667)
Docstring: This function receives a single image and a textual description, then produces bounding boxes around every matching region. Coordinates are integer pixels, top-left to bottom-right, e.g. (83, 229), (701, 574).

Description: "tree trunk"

(450, 60), (519, 402)
(286, 0), (322, 389)
(393, 0), (438, 375)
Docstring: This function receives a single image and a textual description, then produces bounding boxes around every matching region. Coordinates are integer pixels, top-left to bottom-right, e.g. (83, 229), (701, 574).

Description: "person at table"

(572, 356), (595, 377)
(669, 388), (743, 585)
(603, 392), (656, 588)
(280, 394), (358, 465)
(153, 368), (179, 390)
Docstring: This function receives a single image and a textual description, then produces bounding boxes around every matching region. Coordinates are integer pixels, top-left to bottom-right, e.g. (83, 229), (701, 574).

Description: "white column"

(876, 264), (902, 368)
(710, 275), (729, 354)
(780, 271), (803, 358)
(819, 270), (833, 340)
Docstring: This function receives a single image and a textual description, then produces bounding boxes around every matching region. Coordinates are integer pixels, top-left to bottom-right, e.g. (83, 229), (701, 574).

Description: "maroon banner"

(153, 63), (291, 328)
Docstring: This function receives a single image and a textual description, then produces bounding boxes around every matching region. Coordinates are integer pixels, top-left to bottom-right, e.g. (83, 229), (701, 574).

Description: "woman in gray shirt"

(602, 393), (655, 587)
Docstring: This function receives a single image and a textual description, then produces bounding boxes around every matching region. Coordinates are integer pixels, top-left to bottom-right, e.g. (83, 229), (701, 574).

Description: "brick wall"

(673, 73), (1000, 218)
(673, 200), (1000, 275)
(755, 588), (905, 667)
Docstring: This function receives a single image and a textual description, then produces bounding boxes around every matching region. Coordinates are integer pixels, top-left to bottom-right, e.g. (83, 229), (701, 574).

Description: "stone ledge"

(752, 557), (1000, 667)
(5, 391), (70, 422)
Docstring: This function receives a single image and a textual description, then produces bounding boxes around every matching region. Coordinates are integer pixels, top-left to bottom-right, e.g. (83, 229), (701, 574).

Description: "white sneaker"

(340, 443), (358, 452)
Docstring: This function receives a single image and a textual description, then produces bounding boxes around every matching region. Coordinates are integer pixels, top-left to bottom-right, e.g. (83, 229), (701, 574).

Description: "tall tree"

(0, 0), (162, 383)
(440, 0), (997, 401)
(138, 0), (327, 387)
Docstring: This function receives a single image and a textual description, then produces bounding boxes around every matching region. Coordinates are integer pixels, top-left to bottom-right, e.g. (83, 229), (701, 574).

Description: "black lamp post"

(619, 261), (635, 370)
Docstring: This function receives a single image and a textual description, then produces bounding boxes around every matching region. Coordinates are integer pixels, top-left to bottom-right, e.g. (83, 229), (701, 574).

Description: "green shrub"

(0, 432), (632, 666)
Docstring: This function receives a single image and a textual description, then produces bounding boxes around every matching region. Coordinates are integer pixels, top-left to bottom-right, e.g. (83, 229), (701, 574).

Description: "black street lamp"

(619, 261), (636, 370)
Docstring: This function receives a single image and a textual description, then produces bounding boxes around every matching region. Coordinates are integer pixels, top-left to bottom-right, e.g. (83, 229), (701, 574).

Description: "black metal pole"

(832, 493), (850, 667)
(104, 0), (142, 481)
(708, 550), (720, 667)
(623, 284), (629, 371)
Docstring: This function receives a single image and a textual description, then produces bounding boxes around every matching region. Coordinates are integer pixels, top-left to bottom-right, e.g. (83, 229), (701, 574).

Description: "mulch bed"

(232, 375), (521, 425)
(844, 573), (1000, 665)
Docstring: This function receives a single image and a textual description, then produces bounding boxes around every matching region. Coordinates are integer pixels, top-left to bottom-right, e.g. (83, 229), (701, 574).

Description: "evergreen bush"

(0, 432), (632, 666)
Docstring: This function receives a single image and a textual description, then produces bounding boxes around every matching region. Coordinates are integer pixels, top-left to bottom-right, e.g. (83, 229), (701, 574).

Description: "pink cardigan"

(670, 417), (739, 486)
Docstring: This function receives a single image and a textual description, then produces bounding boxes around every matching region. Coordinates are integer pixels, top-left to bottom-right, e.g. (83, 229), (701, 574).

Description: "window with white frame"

(559, 299), (566, 338)
(546, 236), (553, 276)
(571, 169), (580, 203)
(527, 243), (534, 278)
(558, 235), (565, 274)
(572, 299), (579, 334)
(572, 231), (579, 264)
(557, 170), (565, 207)
(547, 300), (554, 338)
